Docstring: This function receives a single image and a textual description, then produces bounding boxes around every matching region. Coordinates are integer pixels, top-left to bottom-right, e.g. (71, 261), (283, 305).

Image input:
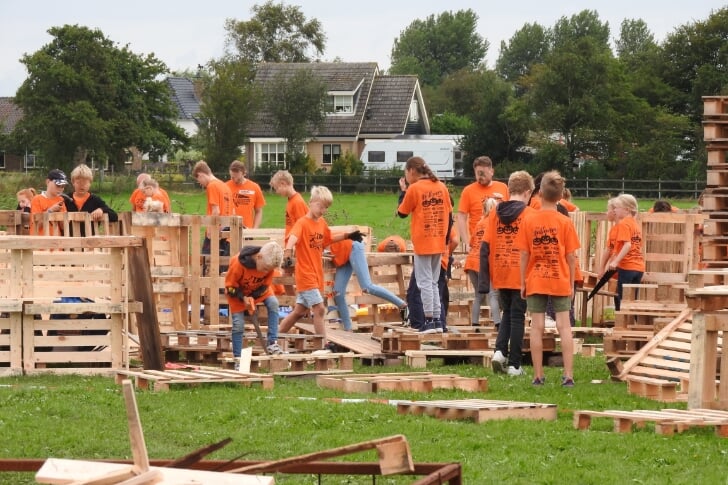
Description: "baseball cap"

(47, 169), (68, 186)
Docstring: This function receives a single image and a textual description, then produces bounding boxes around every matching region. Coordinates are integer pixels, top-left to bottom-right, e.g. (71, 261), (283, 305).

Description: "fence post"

(658, 179), (662, 199)
(374, 173), (377, 193)
(339, 173), (342, 193)
(586, 177), (589, 198)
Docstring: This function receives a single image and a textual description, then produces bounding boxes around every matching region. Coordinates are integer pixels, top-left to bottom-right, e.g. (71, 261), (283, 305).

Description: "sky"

(0, 0), (724, 96)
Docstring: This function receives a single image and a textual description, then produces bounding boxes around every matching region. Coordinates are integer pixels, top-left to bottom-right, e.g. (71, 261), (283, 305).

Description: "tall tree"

(496, 22), (551, 85)
(389, 9), (488, 86)
(194, 59), (259, 171)
(265, 68), (327, 172)
(13, 24), (186, 172)
(225, 1), (326, 63)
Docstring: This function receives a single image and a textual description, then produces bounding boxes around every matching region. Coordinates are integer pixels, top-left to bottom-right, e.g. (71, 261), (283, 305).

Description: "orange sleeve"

(130, 189), (146, 212)
(285, 193), (309, 237)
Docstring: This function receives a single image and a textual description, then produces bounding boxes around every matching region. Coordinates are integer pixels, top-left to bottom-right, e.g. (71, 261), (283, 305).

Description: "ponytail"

(405, 156), (439, 182)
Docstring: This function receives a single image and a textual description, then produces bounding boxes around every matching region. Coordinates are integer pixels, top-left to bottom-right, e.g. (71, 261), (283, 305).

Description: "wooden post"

(128, 239), (165, 371)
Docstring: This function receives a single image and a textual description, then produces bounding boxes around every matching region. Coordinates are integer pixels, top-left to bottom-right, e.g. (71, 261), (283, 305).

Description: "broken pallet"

(115, 367), (274, 392)
(397, 399), (557, 423)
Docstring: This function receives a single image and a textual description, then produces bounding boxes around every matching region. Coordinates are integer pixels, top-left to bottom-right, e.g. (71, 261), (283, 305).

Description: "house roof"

(359, 75), (420, 136)
(166, 77), (201, 120)
(0, 97), (23, 134)
(249, 62), (380, 139)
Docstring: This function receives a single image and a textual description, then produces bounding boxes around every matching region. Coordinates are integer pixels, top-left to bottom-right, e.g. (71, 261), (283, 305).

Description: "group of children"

(17, 159), (646, 386)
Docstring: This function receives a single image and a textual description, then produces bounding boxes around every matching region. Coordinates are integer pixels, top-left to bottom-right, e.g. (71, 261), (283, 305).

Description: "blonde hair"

(614, 193), (638, 215)
(16, 187), (36, 206)
(141, 178), (159, 190)
(310, 185), (333, 206)
(508, 170), (534, 195)
(482, 197), (498, 216)
(70, 163), (93, 181)
(259, 241), (283, 268)
(270, 170), (293, 188)
(540, 170), (565, 203)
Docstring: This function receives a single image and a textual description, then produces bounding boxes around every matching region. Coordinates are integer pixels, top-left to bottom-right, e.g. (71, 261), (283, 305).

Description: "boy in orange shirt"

(270, 170), (308, 241)
(226, 160), (266, 228)
(516, 170), (580, 387)
(278, 186), (358, 341)
(225, 241), (284, 364)
(192, 160), (233, 267)
(30, 169), (69, 236)
(480, 171), (535, 376)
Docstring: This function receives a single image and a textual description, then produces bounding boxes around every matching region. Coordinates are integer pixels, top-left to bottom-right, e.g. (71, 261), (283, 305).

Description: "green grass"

(1, 357), (727, 484)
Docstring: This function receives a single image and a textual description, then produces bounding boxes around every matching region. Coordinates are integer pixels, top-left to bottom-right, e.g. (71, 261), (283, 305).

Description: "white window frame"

(256, 142), (287, 168)
(24, 153), (37, 169)
(322, 144), (341, 165)
(408, 99), (419, 123)
(326, 94), (354, 115)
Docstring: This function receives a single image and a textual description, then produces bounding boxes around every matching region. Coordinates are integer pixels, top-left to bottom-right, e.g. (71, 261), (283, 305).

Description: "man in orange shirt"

(192, 160), (233, 272)
(516, 170), (580, 387)
(30, 169), (68, 236)
(226, 160), (265, 228)
(480, 171), (535, 376)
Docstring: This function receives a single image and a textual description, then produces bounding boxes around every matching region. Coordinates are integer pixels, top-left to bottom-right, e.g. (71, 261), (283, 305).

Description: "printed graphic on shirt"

(530, 225), (563, 280)
(420, 188), (448, 238)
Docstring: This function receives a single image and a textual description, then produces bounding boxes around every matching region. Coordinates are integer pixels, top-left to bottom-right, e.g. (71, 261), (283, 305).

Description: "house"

(246, 62), (430, 172)
(0, 97), (36, 171)
(166, 77), (202, 139)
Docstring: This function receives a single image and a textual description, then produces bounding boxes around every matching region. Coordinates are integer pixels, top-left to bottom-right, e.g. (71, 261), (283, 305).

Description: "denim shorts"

(296, 288), (324, 308)
(527, 294), (571, 313)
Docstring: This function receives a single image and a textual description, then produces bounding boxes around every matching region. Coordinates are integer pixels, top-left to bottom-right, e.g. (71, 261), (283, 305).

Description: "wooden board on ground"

(404, 350), (493, 368)
(317, 372), (487, 393)
(115, 367), (274, 392)
(573, 408), (728, 437)
(397, 399), (557, 423)
(296, 323), (382, 354)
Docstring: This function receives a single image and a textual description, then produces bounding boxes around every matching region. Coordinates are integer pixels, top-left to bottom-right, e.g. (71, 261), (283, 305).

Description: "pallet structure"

(573, 408), (728, 437)
(250, 352), (355, 373)
(115, 366), (274, 392)
(316, 372), (488, 393)
(397, 399), (557, 423)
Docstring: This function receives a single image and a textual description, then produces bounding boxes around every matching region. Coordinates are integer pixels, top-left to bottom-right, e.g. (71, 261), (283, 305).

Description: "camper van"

(360, 135), (464, 179)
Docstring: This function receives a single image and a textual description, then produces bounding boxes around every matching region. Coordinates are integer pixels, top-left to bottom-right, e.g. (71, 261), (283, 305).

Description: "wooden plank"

(128, 242), (164, 370)
(397, 399), (557, 423)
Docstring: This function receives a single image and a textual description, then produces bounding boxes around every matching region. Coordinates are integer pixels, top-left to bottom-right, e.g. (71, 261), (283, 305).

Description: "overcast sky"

(0, 0), (723, 96)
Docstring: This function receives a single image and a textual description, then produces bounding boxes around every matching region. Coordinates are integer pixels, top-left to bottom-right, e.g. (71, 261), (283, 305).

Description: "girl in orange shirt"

(397, 157), (453, 333)
(606, 194), (645, 311)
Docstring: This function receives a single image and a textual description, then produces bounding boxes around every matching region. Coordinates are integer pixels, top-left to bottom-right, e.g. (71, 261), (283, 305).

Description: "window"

(368, 151), (385, 163)
(326, 95), (353, 114)
(396, 151), (413, 163)
(0, 151), (5, 169)
(322, 144), (341, 165)
(408, 99), (419, 122)
(256, 143), (287, 167)
(24, 153), (36, 169)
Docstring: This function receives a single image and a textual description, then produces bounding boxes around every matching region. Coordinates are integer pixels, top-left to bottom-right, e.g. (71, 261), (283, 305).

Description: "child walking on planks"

(225, 241), (285, 364)
(277, 186), (361, 342)
(397, 156), (453, 334)
(480, 170), (535, 376)
(516, 170), (580, 387)
(269, 170), (308, 241)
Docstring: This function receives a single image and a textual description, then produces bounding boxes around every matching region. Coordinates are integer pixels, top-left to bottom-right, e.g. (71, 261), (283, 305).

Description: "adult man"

(225, 160), (265, 228)
(192, 160), (233, 270)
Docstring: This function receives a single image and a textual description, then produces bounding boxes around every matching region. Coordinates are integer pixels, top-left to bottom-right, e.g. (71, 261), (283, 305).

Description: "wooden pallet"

(404, 350), (493, 368)
(380, 331), (489, 353)
(397, 399), (557, 423)
(249, 352), (355, 373)
(316, 372), (488, 393)
(115, 366), (274, 392)
(573, 408), (728, 437)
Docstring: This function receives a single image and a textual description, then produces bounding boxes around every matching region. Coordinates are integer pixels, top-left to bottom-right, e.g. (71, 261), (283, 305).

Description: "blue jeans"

(616, 269), (643, 311)
(231, 295), (279, 357)
(333, 240), (405, 330)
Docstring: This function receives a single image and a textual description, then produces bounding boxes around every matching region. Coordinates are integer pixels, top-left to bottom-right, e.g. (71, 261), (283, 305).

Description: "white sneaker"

(507, 365), (524, 376)
(492, 350), (506, 374)
(266, 343), (283, 355)
(545, 316), (557, 328)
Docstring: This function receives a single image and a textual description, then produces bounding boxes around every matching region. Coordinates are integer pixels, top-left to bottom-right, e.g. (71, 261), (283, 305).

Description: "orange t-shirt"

(464, 215), (488, 272)
(206, 179), (233, 216)
(441, 224), (458, 270)
(613, 216), (645, 272)
(72, 193), (90, 211)
(377, 235), (406, 252)
(398, 178), (452, 255)
(285, 192), (308, 239)
(329, 239), (353, 267)
(484, 205), (536, 290)
(130, 187), (171, 212)
(226, 179), (266, 228)
(30, 193), (67, 236)
(515, 209), (580, 297)
(290, 216), (332, 292)
(224, 256), (275, 314)
(457, 180), (509, 236)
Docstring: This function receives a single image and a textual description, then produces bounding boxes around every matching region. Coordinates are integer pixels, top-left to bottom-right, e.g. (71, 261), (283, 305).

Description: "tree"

(194, 59), (259, 171)
(225, 1), (326, 63)
(496, 22), (551, 85)
(389, 9), (488, 86)
(265, 68), (327, 173)
(14, 24), (187, 172)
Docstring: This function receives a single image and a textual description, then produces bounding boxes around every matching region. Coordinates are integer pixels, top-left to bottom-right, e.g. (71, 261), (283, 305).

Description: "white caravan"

(360, 135), (464, 179)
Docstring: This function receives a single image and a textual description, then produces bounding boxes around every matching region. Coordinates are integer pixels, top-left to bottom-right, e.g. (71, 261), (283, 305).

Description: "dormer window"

(326, 94), (354, 114)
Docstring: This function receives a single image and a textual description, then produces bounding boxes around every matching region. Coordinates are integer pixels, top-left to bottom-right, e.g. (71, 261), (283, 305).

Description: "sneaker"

(561, 376), (575, 388)
(532, 376), (546, 386)
(233, 361), (240, 371)
(399, 306), (409, 324)
(507, 365), (524, 376)
(545, 316), (557, 328)
(418, 321), (439, 334)
(492, 350), (507, 374)
(266, 343), (283, 355)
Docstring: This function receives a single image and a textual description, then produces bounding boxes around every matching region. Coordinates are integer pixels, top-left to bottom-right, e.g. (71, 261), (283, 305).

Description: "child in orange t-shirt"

(480, 170), (535, 376)
(604, 193), (645, 311)
(397, 156), (453, 333)
(270, 170), (308, 241)
(30, 169), (69, 236)
(225, 241), (284, 362)
(516, 170), (580, 387)
(278, 186), (358, 341)
(192, 160), (233, 270)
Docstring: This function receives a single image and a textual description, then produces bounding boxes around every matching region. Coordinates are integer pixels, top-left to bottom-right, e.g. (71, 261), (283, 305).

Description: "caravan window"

(396, 151), (413, 163)
(368, 151), (385, 163)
